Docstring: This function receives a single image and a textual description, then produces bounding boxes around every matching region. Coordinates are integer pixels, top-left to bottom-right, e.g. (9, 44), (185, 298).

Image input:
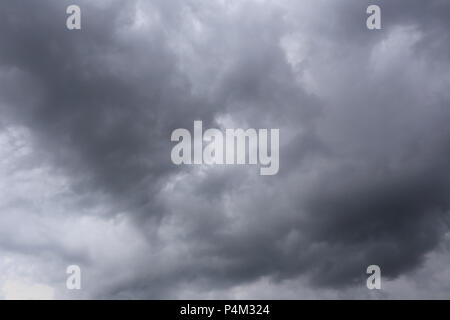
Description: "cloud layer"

(0, 0), (449, 299)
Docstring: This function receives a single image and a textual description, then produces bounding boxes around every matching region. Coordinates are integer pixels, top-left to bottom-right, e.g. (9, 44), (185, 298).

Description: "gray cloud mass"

(0, 0), (449, 299)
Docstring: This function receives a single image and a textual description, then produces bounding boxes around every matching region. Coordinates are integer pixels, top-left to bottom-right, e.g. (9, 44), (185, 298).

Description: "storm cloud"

(0, 0), (449, 299)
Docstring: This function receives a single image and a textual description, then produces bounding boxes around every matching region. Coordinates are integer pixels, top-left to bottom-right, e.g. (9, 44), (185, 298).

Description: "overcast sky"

(0, 0), (449, 299)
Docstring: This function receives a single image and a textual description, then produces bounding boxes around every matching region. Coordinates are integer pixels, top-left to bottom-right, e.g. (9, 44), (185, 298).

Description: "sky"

(0, 0), (449, 299)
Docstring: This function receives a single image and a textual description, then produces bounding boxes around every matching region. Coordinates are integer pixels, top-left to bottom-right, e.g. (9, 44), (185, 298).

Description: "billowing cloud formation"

(0, 0), (449, 299)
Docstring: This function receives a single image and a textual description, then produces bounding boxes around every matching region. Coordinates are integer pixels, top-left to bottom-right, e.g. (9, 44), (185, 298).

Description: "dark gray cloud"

(0, 0), (449, 299)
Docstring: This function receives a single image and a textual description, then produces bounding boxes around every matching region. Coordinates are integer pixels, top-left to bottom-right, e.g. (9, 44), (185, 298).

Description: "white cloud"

(1, 278), (55, 300)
